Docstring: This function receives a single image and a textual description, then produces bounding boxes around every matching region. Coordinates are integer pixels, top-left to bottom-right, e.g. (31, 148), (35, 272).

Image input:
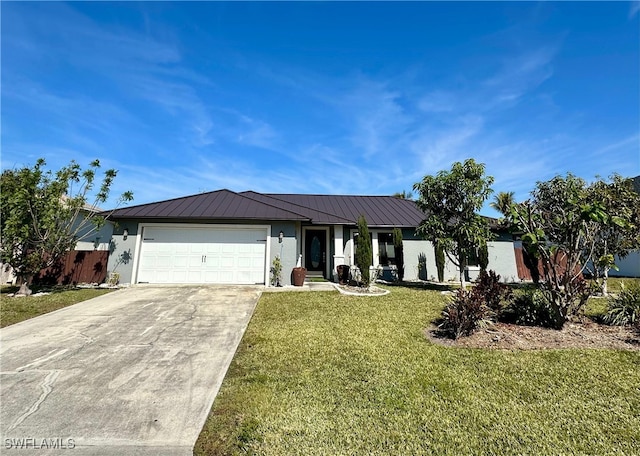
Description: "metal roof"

(107, 189), (310, 221)
(254, 193), (427, 227)
(108, 189), (428, 226)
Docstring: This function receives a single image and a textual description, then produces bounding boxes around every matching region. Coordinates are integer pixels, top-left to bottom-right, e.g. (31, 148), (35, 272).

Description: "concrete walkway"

(0, 286), (261, 455)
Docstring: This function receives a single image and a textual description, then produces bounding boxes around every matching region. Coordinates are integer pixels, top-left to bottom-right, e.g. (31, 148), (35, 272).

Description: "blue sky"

(2, 2), (639, 216)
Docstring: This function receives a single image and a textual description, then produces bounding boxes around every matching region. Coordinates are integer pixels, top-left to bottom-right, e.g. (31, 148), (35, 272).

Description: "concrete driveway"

(0, 286), (261, 455)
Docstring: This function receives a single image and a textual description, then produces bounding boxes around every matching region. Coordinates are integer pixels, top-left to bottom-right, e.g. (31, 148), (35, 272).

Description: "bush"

(435, 242), (445, 282)
(355, 216), (372, 287)
(472, 270), (511, 313)
(501, 288), (559, 328)
(393, 228), (404, 281)
(438, 288), (495, 339)
(602, 283), (640, 328)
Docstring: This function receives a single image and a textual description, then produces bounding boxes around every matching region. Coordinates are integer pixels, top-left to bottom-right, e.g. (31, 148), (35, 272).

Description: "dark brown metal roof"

(108, 189), (310, 221)
(240, 191), (353, 225)
(257, 193), (427, 227)
(108, 189), (428, 226)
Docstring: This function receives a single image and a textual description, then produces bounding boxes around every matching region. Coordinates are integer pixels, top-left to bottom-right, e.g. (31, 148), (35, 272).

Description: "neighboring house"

(609, 175), (640, 278)
(33, 215), (113, 285)
(1, 203), (114, 285)
(106, 189), (519, 286)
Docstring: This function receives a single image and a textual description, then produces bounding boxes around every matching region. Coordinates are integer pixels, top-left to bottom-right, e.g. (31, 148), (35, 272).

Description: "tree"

(478, 241), (489, 272)
(413, 159), (495, 288)
(490, 191), (515, 217)
(392, 190), (413, 200)
(508, 173), (634, 328)
(435, 241), (445, 282)
(1, 158), (133, 295)
(392, 227), (404, 281)
(584, 174), (640, 295)
(355, 215), (373, 287)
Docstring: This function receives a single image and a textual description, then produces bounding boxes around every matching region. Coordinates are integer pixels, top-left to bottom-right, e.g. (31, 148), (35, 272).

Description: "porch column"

(333, 226), (345, 279)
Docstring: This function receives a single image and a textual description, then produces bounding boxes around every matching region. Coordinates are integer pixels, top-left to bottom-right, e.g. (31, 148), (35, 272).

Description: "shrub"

(478, 242), (489, 272)
(602, 283), (640, 328)
(472, 270), (511, 313)
(435, 241), (445, 282)
(501, 288), (559, 328)
(270, 256), (282, 287)
(438, 288), (495, 339)
(393, 228), (404, 281)
(355, 216), (372, 287)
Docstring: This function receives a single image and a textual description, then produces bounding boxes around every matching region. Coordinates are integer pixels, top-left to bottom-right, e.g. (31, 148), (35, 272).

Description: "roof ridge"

(262, 192), (406, 199)
(237, 191), (313, 220)
(241, 191), (354, 224)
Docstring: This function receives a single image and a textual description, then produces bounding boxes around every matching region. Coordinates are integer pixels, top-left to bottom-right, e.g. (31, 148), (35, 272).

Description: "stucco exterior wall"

(75, 221), (114, 251)
(269, 222), (298, 286)
(610, 251), (640, 278)
(106, 221), (139, 285)
(486, 241), (519, 283)
(106, 220), (300, 286)
(402, 238), (460, 282)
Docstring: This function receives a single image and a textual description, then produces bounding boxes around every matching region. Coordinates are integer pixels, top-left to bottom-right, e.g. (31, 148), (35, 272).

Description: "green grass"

(195, 286), (640, 455)
(600, 277), (640, 293)
(1, 286), (113, 327)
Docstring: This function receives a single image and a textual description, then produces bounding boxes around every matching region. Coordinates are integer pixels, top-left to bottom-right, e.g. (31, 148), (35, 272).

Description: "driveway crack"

(8, 370), (60, 431)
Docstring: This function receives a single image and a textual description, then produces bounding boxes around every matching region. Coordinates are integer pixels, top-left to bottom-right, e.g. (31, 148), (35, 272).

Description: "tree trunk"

(16, 275), (33, 296)
(458, 252), (467, 289)
(602, 267), (609, 296)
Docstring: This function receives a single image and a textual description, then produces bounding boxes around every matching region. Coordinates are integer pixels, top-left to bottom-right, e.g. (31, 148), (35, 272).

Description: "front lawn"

(195, 286), (640, 455)
(0, 286), (114, 327)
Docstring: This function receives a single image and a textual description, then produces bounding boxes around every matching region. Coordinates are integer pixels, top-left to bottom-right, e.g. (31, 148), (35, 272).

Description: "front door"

(305, 229), (326, 276)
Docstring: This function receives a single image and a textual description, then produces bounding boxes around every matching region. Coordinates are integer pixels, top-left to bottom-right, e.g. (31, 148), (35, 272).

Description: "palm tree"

(392, 190), (413, 200)
(490, 191), (515, 217)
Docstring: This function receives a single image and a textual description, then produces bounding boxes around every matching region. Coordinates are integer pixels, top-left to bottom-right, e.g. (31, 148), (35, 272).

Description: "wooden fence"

(34, 250), (109, 285)
(514, 246), (582, 282)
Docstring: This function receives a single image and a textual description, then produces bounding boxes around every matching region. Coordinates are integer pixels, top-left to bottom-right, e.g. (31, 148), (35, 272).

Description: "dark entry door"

(305, 230), (326, 275)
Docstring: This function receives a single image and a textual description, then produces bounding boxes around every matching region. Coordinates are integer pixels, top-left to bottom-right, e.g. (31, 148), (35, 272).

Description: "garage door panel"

(137, 226), (267, 284)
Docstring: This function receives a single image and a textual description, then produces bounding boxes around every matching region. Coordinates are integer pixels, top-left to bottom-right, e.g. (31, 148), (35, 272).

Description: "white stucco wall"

(269, 222), (299, 286)
(74, 221), (114, 251)
(486, 241), (519, 283)
(106, 221), (138, 285)
(609, 250), (640, 278)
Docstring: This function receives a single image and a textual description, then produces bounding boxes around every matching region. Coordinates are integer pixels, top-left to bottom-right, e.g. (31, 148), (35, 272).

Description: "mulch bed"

(427, 321), (640, 351)
(335, 284), (389, 296)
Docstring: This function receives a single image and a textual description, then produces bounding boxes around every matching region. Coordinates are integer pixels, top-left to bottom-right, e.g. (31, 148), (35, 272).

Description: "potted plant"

(292, 254), (306, 286)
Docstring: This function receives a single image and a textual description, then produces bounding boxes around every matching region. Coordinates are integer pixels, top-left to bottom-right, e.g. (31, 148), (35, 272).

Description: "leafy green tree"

(355, 215), (373, 287)
(413, 159), (495, 288)
(584, 174), (640, 295)
(508, 173), (633, 328)
(392, 227), (404, 281)
(1, 158), (133, 295)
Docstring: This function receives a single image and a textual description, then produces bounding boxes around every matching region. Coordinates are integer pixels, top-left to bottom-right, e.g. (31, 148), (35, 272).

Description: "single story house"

(105, 189), (520, 286)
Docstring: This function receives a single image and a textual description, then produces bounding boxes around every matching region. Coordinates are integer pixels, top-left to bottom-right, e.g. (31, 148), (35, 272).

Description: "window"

(378, 232), (395, 266)
(466, 248), (479, 267)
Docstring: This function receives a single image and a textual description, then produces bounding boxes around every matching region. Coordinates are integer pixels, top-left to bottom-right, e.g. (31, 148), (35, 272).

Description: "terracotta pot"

(292, 267), (306, 286)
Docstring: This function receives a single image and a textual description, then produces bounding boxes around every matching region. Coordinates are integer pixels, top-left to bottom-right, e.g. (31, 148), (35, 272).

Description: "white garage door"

(136, 226), (268, 284)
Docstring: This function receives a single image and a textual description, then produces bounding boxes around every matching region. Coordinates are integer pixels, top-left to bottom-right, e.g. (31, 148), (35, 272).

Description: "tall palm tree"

(392, 190), (413, 200)
(490, 191), (515, 217)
